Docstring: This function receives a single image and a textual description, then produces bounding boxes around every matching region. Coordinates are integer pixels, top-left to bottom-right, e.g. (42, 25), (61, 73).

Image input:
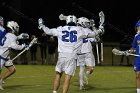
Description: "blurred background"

(0, 0), (139, 65)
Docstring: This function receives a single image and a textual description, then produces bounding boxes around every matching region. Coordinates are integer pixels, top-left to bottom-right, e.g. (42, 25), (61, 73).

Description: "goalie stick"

(11, 37), (37, 61)
(112, 48), (140, 57)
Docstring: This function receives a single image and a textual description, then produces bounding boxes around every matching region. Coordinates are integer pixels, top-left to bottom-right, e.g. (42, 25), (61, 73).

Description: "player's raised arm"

(38, 18), (54, 35)
(87, 25), (104, 38)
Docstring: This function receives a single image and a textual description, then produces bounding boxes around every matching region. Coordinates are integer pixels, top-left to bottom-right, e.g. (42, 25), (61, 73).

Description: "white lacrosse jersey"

(81, 37), (97, 53)
(0, 33), (23, 58)
(81, 39), (93, 53)
(42, 25), (100, 56)
(43, 26), (89, 54)
(80, 28), (96, 53)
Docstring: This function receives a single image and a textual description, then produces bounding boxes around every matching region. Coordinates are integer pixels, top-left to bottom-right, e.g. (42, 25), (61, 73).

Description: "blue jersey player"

(131, 20), (140, 93)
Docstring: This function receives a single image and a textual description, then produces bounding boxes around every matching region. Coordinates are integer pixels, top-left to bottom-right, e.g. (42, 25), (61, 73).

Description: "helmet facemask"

(7, 21), (19, 34)
(77, 17), (90, 28)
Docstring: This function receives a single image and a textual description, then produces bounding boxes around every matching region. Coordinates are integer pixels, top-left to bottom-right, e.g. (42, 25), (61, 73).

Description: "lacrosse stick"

(99, 11), (105, 26)
(101, 41), (103, 62)
(112, 48), (140, 57)
(99, 11), (105, 62)
(96, 43), (100, 64)
(90, 19), (101, 64)
(11, 37), (37, 61)
(59, 14), (67, 20)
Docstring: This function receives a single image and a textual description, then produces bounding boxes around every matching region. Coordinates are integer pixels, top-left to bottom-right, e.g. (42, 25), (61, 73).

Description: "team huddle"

(0, 11), (104, 93)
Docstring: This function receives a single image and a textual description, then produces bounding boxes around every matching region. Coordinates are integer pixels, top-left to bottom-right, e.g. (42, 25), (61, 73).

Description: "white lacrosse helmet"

(66, 15), (77, 25)
(7, 21), (19, 33)
(77, 17), (90, 28)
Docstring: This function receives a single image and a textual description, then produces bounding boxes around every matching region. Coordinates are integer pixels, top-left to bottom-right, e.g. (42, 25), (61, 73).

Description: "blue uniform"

(132, 34), (140, 72)
(0, 26), (6, 46)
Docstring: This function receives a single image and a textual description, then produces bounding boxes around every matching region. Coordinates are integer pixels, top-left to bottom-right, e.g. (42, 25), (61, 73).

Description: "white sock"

(79, 66), (85, 86)
(86, 71), (90, 77)
(137, 89), (140, 93)
(53, 91), (57, 93)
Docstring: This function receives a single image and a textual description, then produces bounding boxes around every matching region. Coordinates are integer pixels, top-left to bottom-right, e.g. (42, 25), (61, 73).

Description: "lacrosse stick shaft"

(11, 49), (27, 61)
(101, 42), (103, 62)
(11, 38), (37, 61)
(128, 54), (140, 57)
(96, 43), (100, 64)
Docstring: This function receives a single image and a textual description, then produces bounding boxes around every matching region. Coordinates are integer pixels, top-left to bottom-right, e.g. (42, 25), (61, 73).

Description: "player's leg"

(62, 56), (76, 93)
(85, 53), (95, 75)
(0, 72), (3, 90)
(84, 52), (95, 85)
(53, 56), (65, 93)
(2, 60), (16, 80)
(134, 61), (140, 93)
(0, 59), (6, 90)
(86, 66), (94, 77)
(0, 76), (3, 90)
(136, 72), (140, 93)
(53, 71), (63, 93)
(2, 65), (16, 80)
(77, 54), (86, 90)
(79, 65), (85, 90)
(62, 74), (72, 93)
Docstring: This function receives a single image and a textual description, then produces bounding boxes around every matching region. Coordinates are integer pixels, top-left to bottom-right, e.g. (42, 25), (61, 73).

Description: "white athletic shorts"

(55, 53), (77, 76)
(77, 52), (95, 67)
(0, 58), (13, 70)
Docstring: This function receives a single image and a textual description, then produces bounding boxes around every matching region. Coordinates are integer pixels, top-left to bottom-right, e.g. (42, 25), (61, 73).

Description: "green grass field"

(0, 65), (136, 93)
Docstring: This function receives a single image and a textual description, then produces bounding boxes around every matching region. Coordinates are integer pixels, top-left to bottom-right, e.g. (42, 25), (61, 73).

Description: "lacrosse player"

(76, 17), (102, 90)
(130, 20), (140, 93)
(38, 14), (104, 93)
(0, 20), (29, 90)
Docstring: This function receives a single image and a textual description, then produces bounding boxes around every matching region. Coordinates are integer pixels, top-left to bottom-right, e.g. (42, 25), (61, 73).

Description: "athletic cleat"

(80, 85), (85, 90)
(2, 81), (5, 84)
(83, 73), (88, 85)
(0, 86), (4, 90)
(0, 79), (4, 90)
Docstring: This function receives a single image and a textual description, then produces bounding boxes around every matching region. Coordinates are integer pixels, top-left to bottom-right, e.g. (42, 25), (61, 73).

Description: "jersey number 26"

(62, 31), (77, 42)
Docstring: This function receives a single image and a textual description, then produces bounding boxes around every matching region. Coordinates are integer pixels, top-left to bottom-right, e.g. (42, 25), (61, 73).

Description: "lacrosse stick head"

(59, 14), (67, 20)
(112, 48), (123, 55)
(99, 11), (104, 17)
(99, 11), (105, 26)
(29, 37), (37, 47)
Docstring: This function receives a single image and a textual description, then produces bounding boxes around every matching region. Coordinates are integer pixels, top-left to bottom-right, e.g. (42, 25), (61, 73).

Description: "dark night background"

(0, 0), (140, 42)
